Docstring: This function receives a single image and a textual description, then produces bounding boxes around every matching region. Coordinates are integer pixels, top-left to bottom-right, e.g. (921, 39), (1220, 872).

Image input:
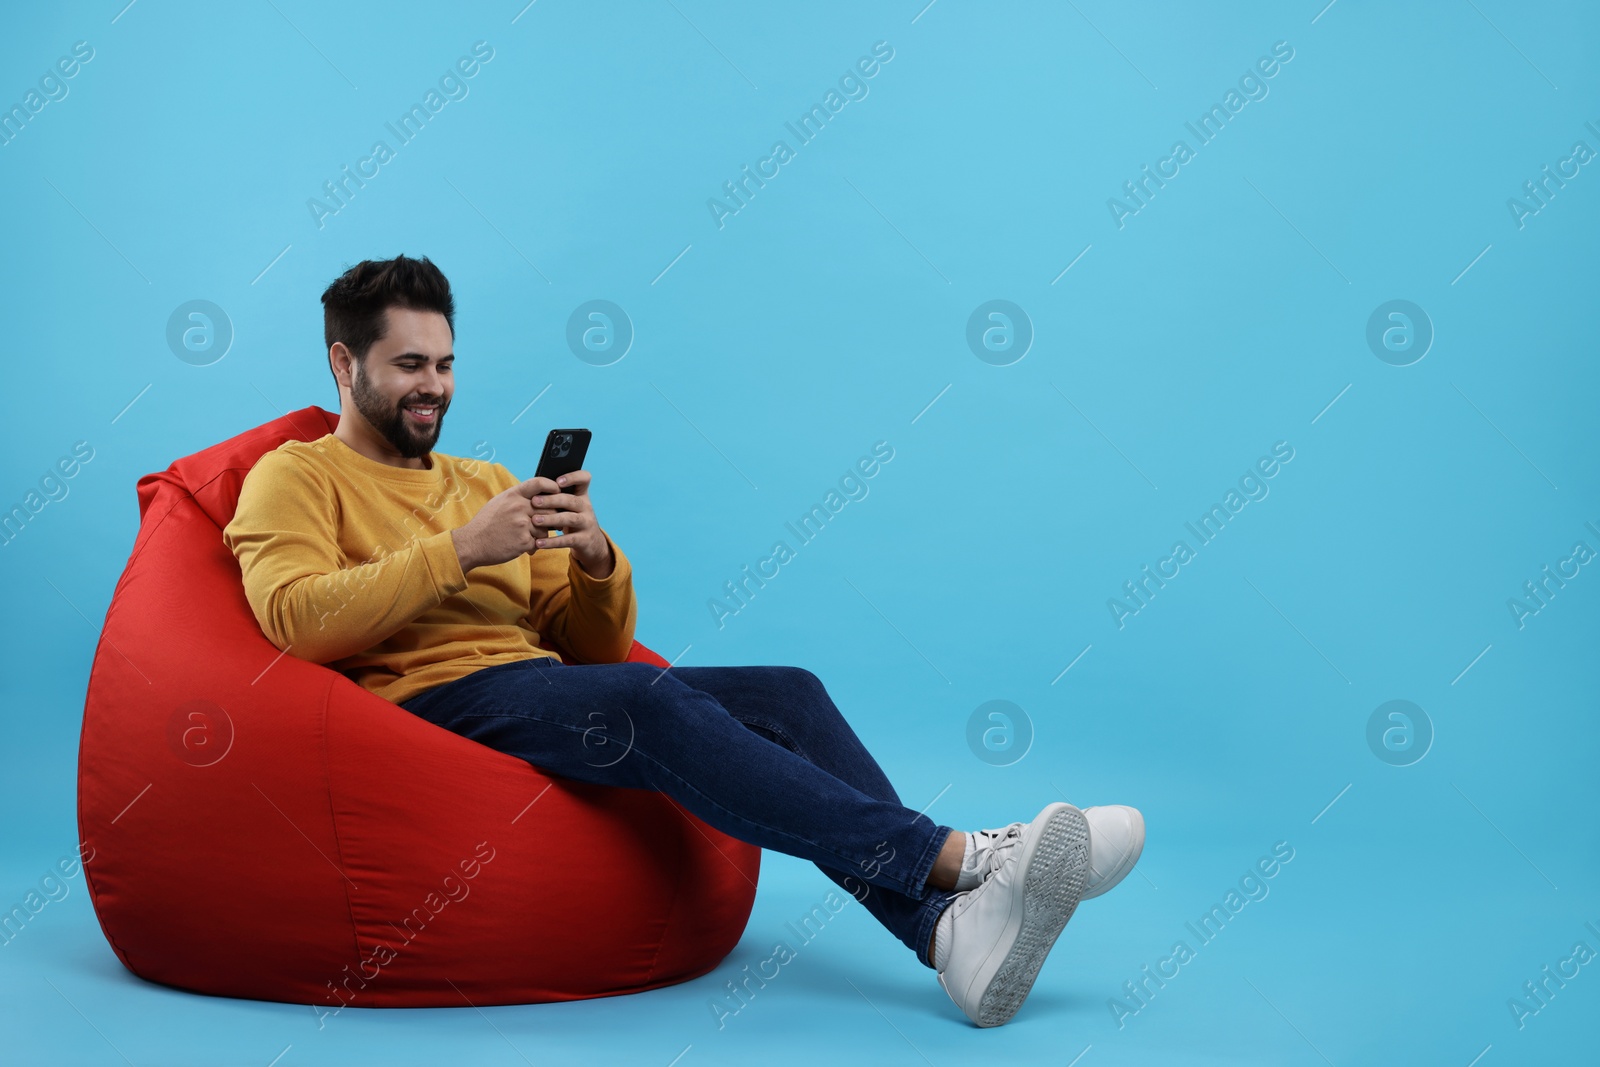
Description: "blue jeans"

(399, 657), (958, 967)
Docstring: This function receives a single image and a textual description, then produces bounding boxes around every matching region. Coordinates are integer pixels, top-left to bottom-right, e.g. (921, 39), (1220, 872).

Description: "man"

(223, 254), (1145, 1028)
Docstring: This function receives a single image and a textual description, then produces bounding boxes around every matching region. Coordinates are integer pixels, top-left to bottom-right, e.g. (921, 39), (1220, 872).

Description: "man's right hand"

(451, 479), (552, 572)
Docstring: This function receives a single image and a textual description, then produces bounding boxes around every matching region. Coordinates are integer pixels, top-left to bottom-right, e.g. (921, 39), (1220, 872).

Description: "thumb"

(512, 478), (546, 498)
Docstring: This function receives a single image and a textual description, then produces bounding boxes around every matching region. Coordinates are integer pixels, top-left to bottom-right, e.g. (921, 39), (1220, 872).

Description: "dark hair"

(320, 255), (455, 377)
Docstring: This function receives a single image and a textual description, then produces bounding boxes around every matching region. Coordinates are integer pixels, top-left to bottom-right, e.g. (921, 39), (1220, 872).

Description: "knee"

(767, 666), (845, 734)
(762, 666), (828, 710)
(774, 665), (825, 695)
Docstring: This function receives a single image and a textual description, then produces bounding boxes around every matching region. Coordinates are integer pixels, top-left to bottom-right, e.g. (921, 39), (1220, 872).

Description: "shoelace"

(961, 821), (1026, 883)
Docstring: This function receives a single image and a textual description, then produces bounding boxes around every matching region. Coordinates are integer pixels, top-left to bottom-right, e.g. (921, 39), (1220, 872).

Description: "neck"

(334, 411), (431, 470)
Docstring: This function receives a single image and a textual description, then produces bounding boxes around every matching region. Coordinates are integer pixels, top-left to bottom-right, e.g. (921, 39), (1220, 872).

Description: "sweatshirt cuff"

(421, 529), (470, 596)
(570, 531), (630, 592)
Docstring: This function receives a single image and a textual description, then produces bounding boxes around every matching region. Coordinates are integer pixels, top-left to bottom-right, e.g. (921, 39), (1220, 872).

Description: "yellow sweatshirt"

(222, 433), (637, 705)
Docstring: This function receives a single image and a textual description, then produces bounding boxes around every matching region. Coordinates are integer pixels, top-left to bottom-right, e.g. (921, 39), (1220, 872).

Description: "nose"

(420, 366), (446, 403)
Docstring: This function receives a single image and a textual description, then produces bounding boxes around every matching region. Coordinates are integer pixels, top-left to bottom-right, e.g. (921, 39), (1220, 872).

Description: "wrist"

(573, 536), (615, 580)
(451, 527), (480, 572)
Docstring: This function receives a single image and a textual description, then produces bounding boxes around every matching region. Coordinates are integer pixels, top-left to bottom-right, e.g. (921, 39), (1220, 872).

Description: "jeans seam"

(907, 821), (952, 902)
(915, 890), (954, 969)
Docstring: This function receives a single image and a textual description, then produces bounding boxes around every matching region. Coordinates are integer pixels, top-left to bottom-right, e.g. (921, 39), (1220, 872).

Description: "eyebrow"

(391, 353), (454, 362)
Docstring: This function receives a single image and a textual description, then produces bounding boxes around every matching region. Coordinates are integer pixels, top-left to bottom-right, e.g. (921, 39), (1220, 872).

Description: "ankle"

(926, 830), (968, 890)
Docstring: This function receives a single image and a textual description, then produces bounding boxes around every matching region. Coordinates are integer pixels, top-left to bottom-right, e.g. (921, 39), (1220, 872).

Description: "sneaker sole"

(971, 804), (1090, 1027)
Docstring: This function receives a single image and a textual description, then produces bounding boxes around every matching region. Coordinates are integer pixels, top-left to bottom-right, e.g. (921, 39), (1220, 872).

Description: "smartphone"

(532, 429), (591, 540)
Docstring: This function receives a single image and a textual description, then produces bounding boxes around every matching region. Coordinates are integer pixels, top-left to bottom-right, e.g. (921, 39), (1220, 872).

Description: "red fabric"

(76, 406), (759, 1007)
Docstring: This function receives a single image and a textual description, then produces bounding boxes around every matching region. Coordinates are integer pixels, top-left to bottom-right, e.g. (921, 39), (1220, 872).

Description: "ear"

(330, 343), (355, 389)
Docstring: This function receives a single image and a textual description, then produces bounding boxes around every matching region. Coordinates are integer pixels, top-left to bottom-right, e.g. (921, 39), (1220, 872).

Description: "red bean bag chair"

(76, 405), (759, 1009)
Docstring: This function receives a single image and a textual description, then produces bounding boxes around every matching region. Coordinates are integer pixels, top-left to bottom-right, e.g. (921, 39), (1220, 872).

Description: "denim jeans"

(398, 656), (957, 967)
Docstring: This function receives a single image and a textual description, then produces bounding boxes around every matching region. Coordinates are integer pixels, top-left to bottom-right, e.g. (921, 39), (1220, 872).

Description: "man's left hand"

(528, 469), (614, 579)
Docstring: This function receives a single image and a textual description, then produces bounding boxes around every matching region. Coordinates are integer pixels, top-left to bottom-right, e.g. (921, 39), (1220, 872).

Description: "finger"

(514, 476), (561, 498)
(530, 492), (590, 514)
(555, 470), (591, 493)
(533, 512), (591, 534)
(525, 471), (590, 503)
(526, 504), (550, 540)
(535, 528), (587, 548)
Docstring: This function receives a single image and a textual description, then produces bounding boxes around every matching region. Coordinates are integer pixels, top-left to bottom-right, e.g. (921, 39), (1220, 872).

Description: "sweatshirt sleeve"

(222, 451), (469, 664)
(526, 530), (638, 664)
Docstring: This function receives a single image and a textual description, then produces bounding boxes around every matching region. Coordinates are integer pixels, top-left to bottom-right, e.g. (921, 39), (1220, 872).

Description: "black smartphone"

(533, 428), (591, 486)
(532, 429), (591, 541)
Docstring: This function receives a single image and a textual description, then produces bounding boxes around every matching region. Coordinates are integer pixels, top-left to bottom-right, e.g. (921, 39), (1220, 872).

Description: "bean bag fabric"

(76, 405), (759, 1008)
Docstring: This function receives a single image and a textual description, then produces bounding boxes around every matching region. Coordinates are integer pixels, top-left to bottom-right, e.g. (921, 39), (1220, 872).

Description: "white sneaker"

(933, 802), (1090, 1027)
(1081, 805), (1145, 900)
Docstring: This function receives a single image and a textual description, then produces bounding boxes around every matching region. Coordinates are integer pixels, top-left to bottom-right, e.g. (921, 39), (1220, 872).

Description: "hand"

(452, 470), (612, 575)
(450, 481), (541, 571)
(527, 469), (614, 579)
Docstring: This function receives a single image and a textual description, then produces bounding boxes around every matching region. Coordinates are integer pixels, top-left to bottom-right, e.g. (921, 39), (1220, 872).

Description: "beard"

(351, 358), (446, 460)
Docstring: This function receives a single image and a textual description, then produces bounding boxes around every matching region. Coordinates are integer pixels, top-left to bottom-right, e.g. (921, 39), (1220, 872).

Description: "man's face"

(346, 307), (454, 460)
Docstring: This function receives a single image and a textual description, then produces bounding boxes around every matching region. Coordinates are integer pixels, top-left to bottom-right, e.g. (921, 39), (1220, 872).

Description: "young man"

(223, 255), (1145, 1028)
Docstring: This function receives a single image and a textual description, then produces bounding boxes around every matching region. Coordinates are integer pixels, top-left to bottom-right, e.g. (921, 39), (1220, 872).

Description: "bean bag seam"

(188, 466), (253, 514)
(640, 808), (687, 985)
(317, 673), (366, 968)
(120, 482), (193, 593)
(76, 483), (200, 977)
(74, 716), (129, 975)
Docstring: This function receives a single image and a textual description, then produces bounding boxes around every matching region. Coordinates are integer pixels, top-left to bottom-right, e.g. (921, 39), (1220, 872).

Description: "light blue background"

(2, 1), (1596, 1064)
